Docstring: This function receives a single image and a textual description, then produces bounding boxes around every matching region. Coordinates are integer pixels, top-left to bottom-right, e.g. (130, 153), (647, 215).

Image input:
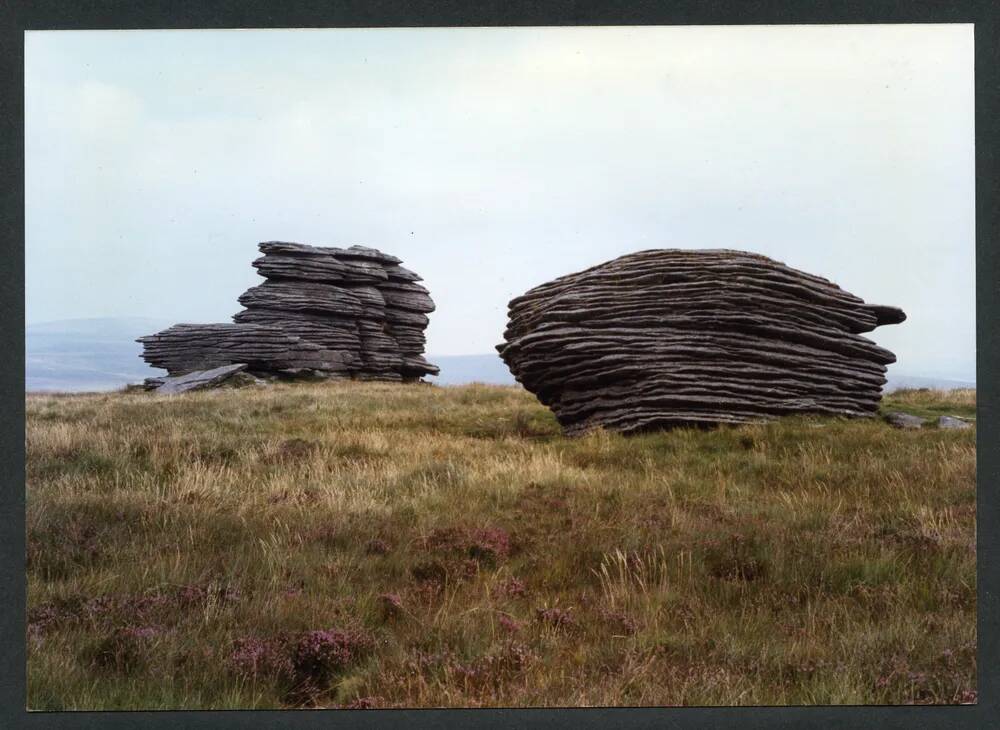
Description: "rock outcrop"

(497, 249), (906, 435)
(139, 242), (437, 384)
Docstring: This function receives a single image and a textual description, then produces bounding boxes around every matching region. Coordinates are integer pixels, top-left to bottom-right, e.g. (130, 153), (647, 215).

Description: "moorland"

(26, 384), (976, 708)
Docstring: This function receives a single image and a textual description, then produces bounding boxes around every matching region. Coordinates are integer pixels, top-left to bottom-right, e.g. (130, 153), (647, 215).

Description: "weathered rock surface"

(884, 412), (927, 429)
(139, 242), (437, 383)
(937, 415), (974, 430)
(154, 363), (249, 395)
(139, 323), (347, 374)
(497, 249), (906, 435)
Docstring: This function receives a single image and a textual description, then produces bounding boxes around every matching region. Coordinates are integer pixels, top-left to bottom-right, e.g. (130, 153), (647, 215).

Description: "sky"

(25, 25), (975, 380)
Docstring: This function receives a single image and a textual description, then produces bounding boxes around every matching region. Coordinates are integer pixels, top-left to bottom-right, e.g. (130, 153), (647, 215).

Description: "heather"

(26, 383), (976, 708)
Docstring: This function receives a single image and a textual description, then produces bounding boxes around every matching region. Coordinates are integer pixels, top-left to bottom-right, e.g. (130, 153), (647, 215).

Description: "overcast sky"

(25, 25), (974, 380)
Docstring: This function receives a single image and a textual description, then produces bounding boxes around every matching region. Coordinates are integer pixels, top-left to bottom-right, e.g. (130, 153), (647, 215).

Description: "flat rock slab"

(155, 363), (248, 395)
(884, 412), (927, 429)
(938, 415), (974, 430)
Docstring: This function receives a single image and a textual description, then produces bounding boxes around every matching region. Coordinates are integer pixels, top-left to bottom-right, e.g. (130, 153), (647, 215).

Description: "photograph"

(23, 24), (976, 710)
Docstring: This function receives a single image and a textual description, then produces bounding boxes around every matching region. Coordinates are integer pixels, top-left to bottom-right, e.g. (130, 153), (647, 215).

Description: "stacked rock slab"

(139, 242), (437, 383)
(138, 323), (346, 376)
(496, 249), (905, 435)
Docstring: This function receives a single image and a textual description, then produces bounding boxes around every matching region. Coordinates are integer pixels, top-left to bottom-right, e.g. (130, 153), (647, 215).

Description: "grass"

(25, 383), (976, 709)
(880, 388), (976, 422)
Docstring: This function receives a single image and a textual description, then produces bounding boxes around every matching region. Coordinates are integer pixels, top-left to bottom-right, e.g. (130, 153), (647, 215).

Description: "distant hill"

(25, 317), (972, 393)
(26, 317), (174, 392)
(882, 374), (976, 392)
(430, 354), (517, 386)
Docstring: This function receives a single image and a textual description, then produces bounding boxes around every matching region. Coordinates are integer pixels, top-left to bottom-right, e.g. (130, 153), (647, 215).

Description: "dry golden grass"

(881, 388), (976, 419)
(26, 383), (976, 709)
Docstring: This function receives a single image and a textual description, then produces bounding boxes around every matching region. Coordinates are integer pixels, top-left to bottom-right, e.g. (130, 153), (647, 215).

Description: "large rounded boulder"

(497, 249), (905, 435)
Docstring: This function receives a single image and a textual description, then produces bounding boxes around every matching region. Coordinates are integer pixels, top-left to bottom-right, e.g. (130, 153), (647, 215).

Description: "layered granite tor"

(139, 242), (438, 383)
(497, 249), (905, 435)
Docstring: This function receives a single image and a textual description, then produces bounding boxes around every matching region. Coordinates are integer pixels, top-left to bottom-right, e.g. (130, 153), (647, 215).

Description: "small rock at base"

(228, 371), (269, 388)
(273, 368), (339, 381)
(937, 415), (973, 430)
(883, 412), (927, 429)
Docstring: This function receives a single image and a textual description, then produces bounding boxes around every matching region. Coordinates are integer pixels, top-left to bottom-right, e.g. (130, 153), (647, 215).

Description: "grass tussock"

(26, 382), (976, 709)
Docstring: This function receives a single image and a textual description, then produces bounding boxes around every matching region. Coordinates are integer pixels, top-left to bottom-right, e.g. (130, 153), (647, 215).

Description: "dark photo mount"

(3, 1), (998, 729)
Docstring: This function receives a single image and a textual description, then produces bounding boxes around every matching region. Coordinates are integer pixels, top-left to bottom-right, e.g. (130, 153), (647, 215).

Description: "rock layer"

(139, 242), (437, 383)
(497, 249), (905, 435)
